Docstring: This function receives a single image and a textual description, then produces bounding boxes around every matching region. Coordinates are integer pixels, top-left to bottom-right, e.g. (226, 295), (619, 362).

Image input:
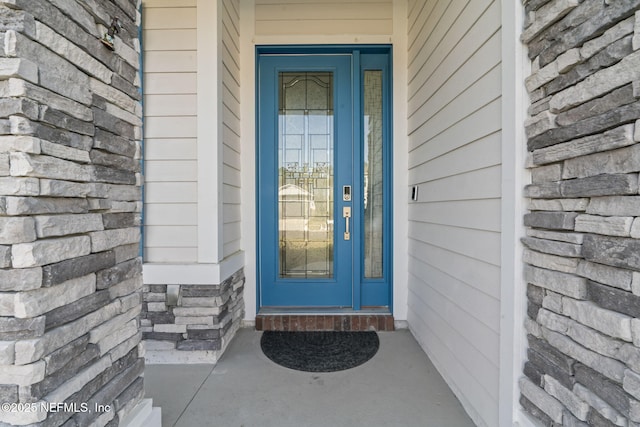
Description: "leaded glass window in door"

(278, 72), (334, 279)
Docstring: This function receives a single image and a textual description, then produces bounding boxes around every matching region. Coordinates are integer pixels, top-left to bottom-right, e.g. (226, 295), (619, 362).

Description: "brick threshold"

(255, 313), (395, 331)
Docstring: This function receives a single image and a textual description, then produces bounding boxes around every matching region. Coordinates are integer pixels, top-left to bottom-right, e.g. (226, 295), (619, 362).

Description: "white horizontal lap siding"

(222, 0), (242, 258)
(254, 0), (392, 36)
(142, 0), (198, 263)
(406, 1), (502, 427)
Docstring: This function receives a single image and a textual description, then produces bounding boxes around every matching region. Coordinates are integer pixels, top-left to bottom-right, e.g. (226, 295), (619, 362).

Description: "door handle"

(343, 206), (351, 240)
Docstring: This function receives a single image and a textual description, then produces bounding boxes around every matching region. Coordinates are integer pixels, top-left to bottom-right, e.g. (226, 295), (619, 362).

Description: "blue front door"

(257, 47), (392, 310)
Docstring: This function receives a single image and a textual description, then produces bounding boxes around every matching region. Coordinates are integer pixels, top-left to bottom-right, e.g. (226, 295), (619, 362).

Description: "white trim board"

(143, 250), (245, 285)
(499, 0), (530, 425)
(196, 0), (223, 263)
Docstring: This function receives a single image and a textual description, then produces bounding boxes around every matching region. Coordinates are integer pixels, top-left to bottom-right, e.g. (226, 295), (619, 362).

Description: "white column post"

(197, 0), (224, 263)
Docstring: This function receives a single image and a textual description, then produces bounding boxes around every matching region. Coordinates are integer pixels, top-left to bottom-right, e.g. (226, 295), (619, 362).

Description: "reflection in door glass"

(364, 70), (384, 278)
(278, 72), (334, 279)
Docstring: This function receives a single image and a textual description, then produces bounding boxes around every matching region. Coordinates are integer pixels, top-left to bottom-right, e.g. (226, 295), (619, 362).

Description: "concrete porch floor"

(144, 328), (476, 426)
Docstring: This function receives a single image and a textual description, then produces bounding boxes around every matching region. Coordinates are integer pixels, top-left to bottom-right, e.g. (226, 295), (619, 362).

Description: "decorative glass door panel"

(279, 72), (334, 279)
(258, 54), (353, 307)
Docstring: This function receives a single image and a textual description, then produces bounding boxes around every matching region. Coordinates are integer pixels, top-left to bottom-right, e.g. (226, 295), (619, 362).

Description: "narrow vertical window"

(363, 70), (383, 278)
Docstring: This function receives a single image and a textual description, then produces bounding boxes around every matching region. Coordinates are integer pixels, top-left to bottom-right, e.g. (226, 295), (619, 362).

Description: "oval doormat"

(260, 331), (379, 372)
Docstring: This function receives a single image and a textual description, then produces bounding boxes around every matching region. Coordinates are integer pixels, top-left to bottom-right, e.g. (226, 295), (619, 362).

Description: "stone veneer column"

(0, 0), (157, 426)
(520, 0), (640, 425)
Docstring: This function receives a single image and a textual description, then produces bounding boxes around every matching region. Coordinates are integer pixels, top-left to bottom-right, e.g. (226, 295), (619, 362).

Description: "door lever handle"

(343, 207), (351, 240)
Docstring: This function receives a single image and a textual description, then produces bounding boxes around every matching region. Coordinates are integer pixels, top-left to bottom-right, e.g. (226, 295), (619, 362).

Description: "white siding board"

(409, 38), (500, 122)
(223, 204), (242, 224)
(409, 3), (501, 100)
(224, 225), (242, 250)
(255, 3), (392, 20)
(223, 163), (241, 188)
(222, 48), (239, 79)
(407, 0), (448, 59)
(256, 19), (392, 36)
(409, 65), (501, 140)
(224, 168), (241, 187)
(223, 0), (240, 28)
(144, 139), (197, 160)
(144, 51), (197, 73)
(144, 94), (197, 117)
(143, 0), (196, 7)
(409, 0), (493, 83)
(223, 102), (241, 135)
(145, 160), (197, 182)
(224, 127), (240, 148)
(222, 93), (241, 126)
(409, 0), (467, 72)
(144, 73), (196, 95)
(410, 222), (501, 267)
(142, 1), (200, 264)
(224, 229), (240, 253)
(407, 0), (435, 37)
(222, 25), (240, 72)
(144, 182), (197, 203)
(407, 1), (502, 424)
(222, 100), (240, 146)
(228, 0), (239, 16)
(408, 284), (500, 399)
(223, 237), (241, 257)
(143, 8), (197, 30)
(222, 57), (241, 97)
(224, 220), (242, 239)
(223, 184), (241, 205)
(409, 239), (501, 299)
(412, 165), (502, 202)
(223, 241), (241, 256)
(222, 22), (239, 57)
(144, 248), (197, 263)
(222, 6), (240, 62)
(255, 1), (393, 36)
(144, 117), (197, 138)
(223, 129), (240, 153)
(143, 29), (197, 51)
(409, 258), (500, 359)
(410, 52), (501, 136)
(144, 226), (198, 247)
(409, 36), (502, 131)
(408, 97), (501, 153)
(408, 198), (501, 232)
(257, 0), (388, 3)
(222, 0), (241, 259)
(144, 204), (197, 226)
(410, 132), (501, 181)
(223, 142), (241, 170)
(223, 74), (241, 115)
(408, 294), (499, 427)
(223, 145), (241, 168)
(222, 68), (240, 105)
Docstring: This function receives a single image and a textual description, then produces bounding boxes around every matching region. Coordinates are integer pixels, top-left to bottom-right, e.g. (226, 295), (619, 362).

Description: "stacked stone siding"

(0, 0), (144, 426)
(142, 269), (245, 363)
(521, 1), (640, 425)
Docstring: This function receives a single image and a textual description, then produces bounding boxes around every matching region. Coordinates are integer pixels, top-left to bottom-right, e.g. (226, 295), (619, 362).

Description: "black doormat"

(260, 331), (379, 372)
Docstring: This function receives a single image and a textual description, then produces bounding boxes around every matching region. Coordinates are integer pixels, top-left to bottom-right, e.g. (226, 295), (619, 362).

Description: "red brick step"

(255, 314), (394, 331)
